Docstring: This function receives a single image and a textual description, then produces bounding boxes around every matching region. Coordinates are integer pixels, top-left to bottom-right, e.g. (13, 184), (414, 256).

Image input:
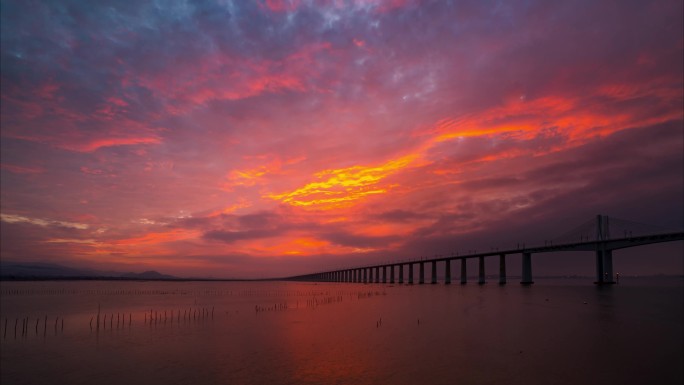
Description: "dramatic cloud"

(1, 0), (682, 277)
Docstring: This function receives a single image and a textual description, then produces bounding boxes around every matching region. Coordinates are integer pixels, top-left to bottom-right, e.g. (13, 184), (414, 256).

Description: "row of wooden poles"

(142, 307), (215, 325)
(2, 289), (380, 340)
(255, 290), (386, 312)
(3, 316), (63, 339)
(90, 305), (215, 331)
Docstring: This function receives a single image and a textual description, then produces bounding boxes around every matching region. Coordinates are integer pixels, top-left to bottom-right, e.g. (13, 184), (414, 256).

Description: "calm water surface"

(1, 278), (682, 385)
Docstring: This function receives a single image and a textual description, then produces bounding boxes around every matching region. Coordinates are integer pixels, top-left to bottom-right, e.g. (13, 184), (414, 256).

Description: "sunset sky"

(1, 0), (682, 278)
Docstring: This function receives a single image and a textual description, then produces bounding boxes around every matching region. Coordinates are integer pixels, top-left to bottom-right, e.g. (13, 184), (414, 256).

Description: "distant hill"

(0, 261), (176, 280)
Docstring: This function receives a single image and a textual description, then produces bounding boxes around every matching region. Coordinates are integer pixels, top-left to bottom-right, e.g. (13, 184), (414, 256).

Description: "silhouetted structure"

(287, 215), (684, 285)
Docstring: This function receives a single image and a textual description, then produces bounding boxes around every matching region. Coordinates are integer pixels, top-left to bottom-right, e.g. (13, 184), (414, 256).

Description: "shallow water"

(1, 278), (682, 385)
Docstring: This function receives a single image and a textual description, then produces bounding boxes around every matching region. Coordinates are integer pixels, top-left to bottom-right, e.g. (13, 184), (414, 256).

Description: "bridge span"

(286, 215), (683, 285)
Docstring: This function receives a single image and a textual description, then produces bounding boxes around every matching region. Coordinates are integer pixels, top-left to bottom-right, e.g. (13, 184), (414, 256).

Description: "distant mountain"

(121, 270), (175, 279)
(0, 261), (176, 280)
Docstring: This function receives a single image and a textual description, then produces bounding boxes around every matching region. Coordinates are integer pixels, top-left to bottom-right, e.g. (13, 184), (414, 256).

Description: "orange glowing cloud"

(232, 234), (376, 257)
(223, 155), (306, 190)
(110, 229), (200, 246)
(267, 154), (421, 209)
(268, 84), (682, 213)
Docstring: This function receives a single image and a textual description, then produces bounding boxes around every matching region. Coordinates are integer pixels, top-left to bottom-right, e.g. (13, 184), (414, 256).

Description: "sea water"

(1, 278), (682, 385)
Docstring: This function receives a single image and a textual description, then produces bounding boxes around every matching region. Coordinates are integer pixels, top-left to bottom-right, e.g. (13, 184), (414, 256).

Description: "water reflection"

(1, 279), (682, 385)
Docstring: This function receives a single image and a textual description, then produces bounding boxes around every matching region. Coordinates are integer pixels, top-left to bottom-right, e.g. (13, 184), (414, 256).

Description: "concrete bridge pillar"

(595, 250), (604, 284)
(370, 267), (374, 283)
(408, 263), (414, 284)
(390, 265), (395, 283)
(399, 264), (404, 284)
(353, 269), (357, 283)
(460, 259), (467, 284)
(478, 256), (486, 284)
(445, 260), (451, 284)
(419, 262), (425, 284)
(499, 254), (506, 285)
(431, 261), (437, 284)
(521, 252), (533, 285)
(603, 250), (614, 283)
(382, 266), (387, 284)
(375, 267), (380, 283)
(363, 268), (368, 284)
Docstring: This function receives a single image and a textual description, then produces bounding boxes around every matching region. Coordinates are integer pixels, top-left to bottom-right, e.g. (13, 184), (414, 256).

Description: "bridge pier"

(431, 261), (437, 284)
(595, 250), (604, 284)
(499, 254), (506, 285)
(363, 268), (368, 284)
(408, 263), (414, 284)
(399, 264), (404, 284)
(390, 265), (395, 283)
(595, 249), (615, 284)
(478, 256), (486, 284)
(382, 266), (387, 284)
(375, 267), (380, 283)
(419, 262), (425, 284)
(604, 250), (614, 283)
(460, 259), (467, 284)
(521, 252), (533, 285)
(445, 260), (451, 284)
